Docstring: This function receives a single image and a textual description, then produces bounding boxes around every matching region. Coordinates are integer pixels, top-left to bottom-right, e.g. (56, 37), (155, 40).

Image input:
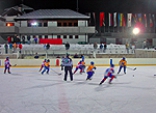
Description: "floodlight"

(133, 28), (140, 35)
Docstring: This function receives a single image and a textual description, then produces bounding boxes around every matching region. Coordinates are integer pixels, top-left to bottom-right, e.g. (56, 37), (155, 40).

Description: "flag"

(114, 12), (117, 27)
(127, 13), (132, 27)
(143, 14), (147, 27)
(138, 13), (142, 22)
(109, 13), (113, 26)
(122, 13), (126, 27)
(118, 13), (123, 26)
(99, 12), (105, 27)
(149, 14), (153, 27)
(118, 13), (122, 27)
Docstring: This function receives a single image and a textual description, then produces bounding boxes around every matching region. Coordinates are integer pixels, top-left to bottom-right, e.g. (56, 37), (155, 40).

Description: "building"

(0, 6), (95, 44)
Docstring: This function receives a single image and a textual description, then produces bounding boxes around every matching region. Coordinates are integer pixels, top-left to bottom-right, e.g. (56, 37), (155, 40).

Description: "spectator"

(16, 35), (21, 44)
(99, 43), (103, 52)
(46, 43), (50, 50)
(4, 43), (8, 54)
(131, 44), (135, 53)
(125, 42), (129, 54)
(65, 42), (70, 51)
(34, 53), (39, 59)
(22, 35), (25, 44)
(9, 43), (13, 53)
(27, 35), (31, 44)
(18, 43), (23, 54)
(7, 36), (11, 44)
(93, 42), (98, 50)
(103, 43), (107, 53)
(34, 36), (38, 44)
(13, 42), (17, 53)
(73, 53), (79, 58)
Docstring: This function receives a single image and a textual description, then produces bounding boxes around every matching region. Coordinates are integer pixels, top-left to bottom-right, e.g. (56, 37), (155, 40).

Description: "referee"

(62, 54), (73, 81)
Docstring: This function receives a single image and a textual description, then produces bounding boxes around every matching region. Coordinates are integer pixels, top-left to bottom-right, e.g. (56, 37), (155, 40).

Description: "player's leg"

(109, 75), (115, 84)
(117, 66), (122, 74)
(4, 66), (7, 74)
(86, 71), (94, 80)
(124, 66), (126, 74)
(73, 67), (78, 74)
(99, 76), (107, 85)
(41, 67), (46, 74)
(39, 65), (43, 72)
(64, 66), (68, 81)
(69, 66), (73, 81)
(46, 67), (49, 74)
(8, 67), (11, 74)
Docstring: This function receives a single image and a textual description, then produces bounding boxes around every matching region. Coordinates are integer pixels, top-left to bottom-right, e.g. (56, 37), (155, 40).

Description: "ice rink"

(0, 66), (156, 113)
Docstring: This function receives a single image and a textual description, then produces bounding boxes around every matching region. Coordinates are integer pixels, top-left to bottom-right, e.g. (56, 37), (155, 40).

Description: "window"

(43, 22), (47, 27)
(63, 35), (67, 39)
(6, 23), (14, 27)
(58, 23), (62, 26)
(75, 35), (79, 39)
(39, 35), (42, 39)
(63, 23), (67, 26)
(74, 22), (78, 26)
(38, 23), (42, 27)
(69, 23), (72, 26)
(57, 35), (61, 39)
(44, 35), (48, 39)
(28, 23), (31, 27)
(69, 35), (73, 39)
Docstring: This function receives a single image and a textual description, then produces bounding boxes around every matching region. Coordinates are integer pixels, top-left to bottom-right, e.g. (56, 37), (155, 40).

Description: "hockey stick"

(51, 68), (62, 75)
(127, 67), (136, 71)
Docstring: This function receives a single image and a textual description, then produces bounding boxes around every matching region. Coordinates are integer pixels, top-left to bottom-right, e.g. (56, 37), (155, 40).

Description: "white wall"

(0, 58), (156, 67)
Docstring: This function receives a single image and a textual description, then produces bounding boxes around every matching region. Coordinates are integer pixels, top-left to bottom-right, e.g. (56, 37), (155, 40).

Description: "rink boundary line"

(0, 64), (156, 68)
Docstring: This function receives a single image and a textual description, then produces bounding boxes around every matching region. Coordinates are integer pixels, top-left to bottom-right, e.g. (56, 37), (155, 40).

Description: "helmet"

(111, 64), (115, 67)
(122, 57), (125, 60)
(6, 57), (9, 60)
(90, 61), (94, 65)
(47, 59), (50, 62)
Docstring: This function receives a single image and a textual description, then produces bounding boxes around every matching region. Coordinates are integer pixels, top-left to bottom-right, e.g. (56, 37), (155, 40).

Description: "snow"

(0, 66), (156, 113)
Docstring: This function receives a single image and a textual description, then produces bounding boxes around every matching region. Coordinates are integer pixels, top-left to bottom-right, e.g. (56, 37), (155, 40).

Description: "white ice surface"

(0, 66), (156, 113)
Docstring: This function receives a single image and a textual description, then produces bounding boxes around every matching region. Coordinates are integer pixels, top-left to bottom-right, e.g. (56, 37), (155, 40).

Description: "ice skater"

(99, 64), (116, 85)
(117, 57), (127, 74)
(4, 57), (12, 74)
(73, 60), (83, 74)
(41, 59), (50, 74)
(39, 59), (46, 72)
(86, 61), (96, 80)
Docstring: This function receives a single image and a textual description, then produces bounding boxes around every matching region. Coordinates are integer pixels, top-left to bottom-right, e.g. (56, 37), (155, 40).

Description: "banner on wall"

(39, 39), (62, 45)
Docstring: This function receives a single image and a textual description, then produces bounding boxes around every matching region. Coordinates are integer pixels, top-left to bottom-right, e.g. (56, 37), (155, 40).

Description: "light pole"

(132, 27), (140, 49)
(76, 0), (79, 12)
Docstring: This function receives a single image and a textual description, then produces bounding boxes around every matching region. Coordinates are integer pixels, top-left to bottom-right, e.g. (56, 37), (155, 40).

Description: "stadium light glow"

(31, 22), (38, 26)
(133, 28), (140, 35)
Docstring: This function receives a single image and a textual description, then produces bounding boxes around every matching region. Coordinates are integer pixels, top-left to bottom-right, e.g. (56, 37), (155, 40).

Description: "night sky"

(1, 0), (156, 13)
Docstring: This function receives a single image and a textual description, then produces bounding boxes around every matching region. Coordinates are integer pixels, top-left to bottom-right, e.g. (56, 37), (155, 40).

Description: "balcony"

(19, 26), (95, 34)
(0, 26), (95, 34)
(0, 26), (19, 34)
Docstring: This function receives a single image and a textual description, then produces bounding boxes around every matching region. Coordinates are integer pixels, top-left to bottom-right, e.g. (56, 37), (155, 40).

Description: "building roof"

(15, 9), (90, 20)
(1, 4), (34, 16)
(4, 4), (34, 11)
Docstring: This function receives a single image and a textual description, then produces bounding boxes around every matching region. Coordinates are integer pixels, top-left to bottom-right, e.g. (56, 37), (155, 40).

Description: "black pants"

(64, 66), (73, 81)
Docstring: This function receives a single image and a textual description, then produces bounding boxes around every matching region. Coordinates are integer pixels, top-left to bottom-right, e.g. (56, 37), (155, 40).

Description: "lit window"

(6, 23), (14, 27)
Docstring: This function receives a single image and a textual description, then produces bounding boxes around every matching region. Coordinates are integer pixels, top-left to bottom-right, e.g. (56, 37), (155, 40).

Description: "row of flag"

(87, 12), (156, 28)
